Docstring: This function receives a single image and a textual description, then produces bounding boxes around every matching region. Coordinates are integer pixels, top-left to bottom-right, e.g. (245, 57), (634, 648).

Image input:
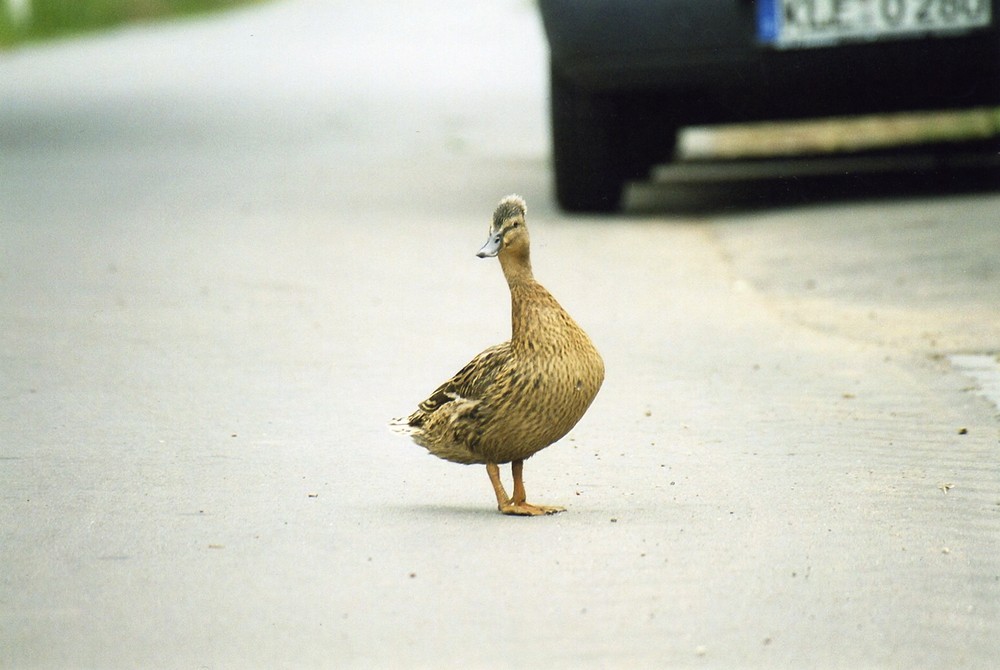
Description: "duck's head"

(477, 194), (529, 260)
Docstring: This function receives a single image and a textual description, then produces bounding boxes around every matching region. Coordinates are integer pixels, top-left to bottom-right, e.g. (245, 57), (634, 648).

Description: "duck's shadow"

(387, 502), (587, 520)
(401, 503), (498, 518)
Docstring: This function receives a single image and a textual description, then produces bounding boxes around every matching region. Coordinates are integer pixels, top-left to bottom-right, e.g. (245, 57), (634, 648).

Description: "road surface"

(2, 1), (999, 667)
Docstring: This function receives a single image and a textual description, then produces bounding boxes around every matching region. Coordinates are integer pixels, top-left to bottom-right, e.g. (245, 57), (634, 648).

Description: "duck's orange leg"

(486, 462), (511, 509)
(490, 459), (565, 516)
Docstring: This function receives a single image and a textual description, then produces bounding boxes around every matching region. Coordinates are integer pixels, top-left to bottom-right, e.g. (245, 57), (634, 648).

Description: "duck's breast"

(477, 331), (603, 461)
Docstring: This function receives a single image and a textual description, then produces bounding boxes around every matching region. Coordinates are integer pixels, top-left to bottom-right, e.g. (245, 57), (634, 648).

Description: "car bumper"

(539, 0), (1000, 121)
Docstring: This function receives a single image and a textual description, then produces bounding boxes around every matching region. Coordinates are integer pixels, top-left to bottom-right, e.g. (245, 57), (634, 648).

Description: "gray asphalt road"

(2, 1), (999, 668)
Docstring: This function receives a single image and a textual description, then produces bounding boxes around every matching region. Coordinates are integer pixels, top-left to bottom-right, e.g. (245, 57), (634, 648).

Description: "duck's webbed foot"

(486, 460), (565, 516)
(499, 501), (566, 516)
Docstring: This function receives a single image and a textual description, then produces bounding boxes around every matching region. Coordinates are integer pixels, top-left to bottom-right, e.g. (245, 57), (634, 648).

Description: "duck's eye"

(511, 221), (520, 229)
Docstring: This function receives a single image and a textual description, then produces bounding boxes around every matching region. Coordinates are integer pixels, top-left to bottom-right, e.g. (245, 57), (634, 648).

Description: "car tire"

(550, 67), (678, 213)
(550, 67), (630, 212)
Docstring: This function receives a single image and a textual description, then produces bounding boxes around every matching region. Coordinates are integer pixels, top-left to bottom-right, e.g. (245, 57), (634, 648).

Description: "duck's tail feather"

(389, 416), (418, 438)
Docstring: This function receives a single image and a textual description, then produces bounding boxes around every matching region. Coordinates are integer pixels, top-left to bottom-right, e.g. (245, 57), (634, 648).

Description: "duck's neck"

(499, 246), (533, 288)
(499, 248), (549, 346)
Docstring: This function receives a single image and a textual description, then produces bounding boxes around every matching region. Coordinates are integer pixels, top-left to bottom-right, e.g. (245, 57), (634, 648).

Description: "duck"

(392, 195), (604, 515)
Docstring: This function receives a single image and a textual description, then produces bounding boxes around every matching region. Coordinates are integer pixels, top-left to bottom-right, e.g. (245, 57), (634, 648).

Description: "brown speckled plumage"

(393, 195), (604, 515)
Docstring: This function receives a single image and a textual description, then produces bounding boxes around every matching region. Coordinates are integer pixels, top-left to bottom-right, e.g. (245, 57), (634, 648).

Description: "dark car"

(538, 0), (1000, 212)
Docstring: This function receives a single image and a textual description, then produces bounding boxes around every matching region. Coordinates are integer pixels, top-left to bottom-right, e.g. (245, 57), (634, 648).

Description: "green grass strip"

(1, 0), (267, 48)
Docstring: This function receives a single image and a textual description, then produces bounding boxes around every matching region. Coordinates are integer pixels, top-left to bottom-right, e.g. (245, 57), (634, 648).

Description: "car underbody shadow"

(622, 140), (1000, 216)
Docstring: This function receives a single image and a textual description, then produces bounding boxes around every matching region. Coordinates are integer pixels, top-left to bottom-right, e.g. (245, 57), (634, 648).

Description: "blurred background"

(4, 0), (999, 213)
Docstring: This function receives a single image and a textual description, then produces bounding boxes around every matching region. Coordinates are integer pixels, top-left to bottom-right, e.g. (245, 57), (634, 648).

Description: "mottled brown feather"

(408, 342), (510, 422)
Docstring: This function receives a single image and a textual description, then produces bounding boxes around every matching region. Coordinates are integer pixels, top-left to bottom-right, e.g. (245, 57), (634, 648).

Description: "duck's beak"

(476, 232), (502, 258)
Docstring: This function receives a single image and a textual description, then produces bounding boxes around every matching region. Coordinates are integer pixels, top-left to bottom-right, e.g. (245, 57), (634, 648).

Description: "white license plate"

(757, 0), (993, 48)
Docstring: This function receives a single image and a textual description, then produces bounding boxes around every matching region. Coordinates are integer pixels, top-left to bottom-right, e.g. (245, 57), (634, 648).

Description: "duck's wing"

(408, 342), (512, 423)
